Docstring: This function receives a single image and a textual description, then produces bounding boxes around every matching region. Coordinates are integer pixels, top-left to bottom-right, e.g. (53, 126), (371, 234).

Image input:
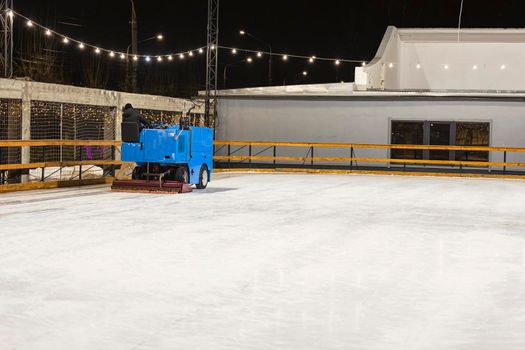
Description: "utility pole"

(0, 0), (14, 78)
(130, 0), (138, 92)
(205, 0), (219, 128)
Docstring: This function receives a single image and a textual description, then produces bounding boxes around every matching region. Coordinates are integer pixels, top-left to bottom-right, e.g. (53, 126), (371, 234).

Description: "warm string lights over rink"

(5, 9), (369, 67)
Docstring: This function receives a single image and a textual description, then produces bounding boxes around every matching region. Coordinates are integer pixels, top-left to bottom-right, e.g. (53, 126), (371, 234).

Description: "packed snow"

(1, 173), (525, 349)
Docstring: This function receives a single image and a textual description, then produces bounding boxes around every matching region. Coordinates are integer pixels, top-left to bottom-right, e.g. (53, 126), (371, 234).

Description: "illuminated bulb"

(188, 51), (194, 57)
(7, 10), (13, 18)
(157, 56), (162, 62)
(120, 53), (126, 60)
(78, 42), (85, 49)
(95, 48), (101, 54)
(282, 55), (288, 61)
(302, 71), (308, 76)
(335, 60), (341, 66)
(167, 55), (173, 61)
(62, 37), (69, 44)
(145, 56), (151, 62)
(472, 65), (478, 70)
(257, 52), (262, 57)
(156, 34), (163, 40)
(361, 62), (366, 67)
(444, 64), (449, 70)
(133, 55), (138, 61)
(211, 45), (215, 50)
(179, 53), (184, 59)
(26, 20), (33, 27)
(239, 30), (245, 35)
(341, 81), (345, 84)
(232, 48), (237, 54)
(416, 63), (421, 69)
(500, 64), (506, 70)
(109, 51), (115, 57)
(246, 57), (253, 63)
(198, 48), (204, 54)
(45, 29), (52, 36)
(388, 62), (394, 68)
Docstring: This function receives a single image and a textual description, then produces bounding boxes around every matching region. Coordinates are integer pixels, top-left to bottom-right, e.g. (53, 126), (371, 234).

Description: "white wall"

(217, 96), (525, 170)
(362, 27), (525, 91)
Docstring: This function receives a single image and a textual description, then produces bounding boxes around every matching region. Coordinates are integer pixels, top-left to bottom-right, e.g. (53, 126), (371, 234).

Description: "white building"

(215, 27), (525, 172)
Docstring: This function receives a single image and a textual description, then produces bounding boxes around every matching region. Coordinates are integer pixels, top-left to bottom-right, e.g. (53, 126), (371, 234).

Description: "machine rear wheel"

(132, 166), (145, 180)
(196, 165), (209, 189)
(174, 167), (189, 183)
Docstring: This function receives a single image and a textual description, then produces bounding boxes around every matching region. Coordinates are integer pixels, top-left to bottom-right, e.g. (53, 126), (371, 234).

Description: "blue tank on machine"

(121, 125), (213, 189)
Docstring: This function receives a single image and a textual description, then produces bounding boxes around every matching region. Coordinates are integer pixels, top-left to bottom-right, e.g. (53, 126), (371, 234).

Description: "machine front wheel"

(132, 166), (145, 180)
(196, 165), (209, 189)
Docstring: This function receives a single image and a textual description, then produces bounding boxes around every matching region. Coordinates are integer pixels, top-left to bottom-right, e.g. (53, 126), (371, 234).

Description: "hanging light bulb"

(282, 55), (288, 61)
(26, 20), (33, 27)
(232, 48), (237, 54)
(257, 52), (263, 58)
(45, 29), (52, 36)
(472, 65), (478, 70)
(199, 48), (204, 54)
(302, 71), (308, 76)
(246, 57), (253, 63)
(416, 63), (421, 69)
(133, 55), (138, 61)
(95, 48), (101, 54)
(78, 42), (85, 49)
(388, 62), (394, 68)
(145, 56), (151, 62)
(188, 51), (194, 57)
(120, 53), (126, 60)
(7, 10), (13, 18)
(157, 56), (163, 62)
(444, 64), (449, 70)
(62, 37), (69, 44)
(361, 62), (366, 67)
(335, 60), (341, 66)
(211, 45), (215, 50)
(309, 57), (315, 63)
(179, 53), (185, 59)
(167, 55), (173, 61)
(109, 51), (115, 58)
(500, 64), (506, 70)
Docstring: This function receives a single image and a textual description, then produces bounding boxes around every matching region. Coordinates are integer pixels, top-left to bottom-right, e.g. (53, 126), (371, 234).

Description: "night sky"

(12, 0), (525, 95)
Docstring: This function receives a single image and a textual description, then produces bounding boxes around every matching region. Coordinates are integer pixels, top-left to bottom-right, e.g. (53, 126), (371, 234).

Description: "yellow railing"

(212, 140), (525, 170)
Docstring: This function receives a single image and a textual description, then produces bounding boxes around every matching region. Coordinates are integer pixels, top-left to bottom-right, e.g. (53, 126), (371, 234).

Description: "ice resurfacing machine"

(112, 119), (213, 193)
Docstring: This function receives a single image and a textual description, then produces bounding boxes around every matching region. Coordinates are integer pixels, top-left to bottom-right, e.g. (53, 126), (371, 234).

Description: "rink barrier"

(213, 168), (525, 180)
(212, 140), (525, 177)
(0, 177), (114, 193)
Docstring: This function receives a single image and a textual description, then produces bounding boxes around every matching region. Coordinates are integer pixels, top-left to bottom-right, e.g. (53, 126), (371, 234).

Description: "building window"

(391, 121), (424, 159)
(391, 121), (490, 163)
(455, 123), (489, 161)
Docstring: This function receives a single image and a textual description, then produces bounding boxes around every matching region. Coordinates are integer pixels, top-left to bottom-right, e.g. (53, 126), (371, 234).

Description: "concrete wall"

(216, 96), (525, 170)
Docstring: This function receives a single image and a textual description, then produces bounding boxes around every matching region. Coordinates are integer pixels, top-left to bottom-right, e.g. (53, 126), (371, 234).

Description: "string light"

(109, 51), (115, 58)
(26, 20), (33, 27)
(167, 55), (173, 61)
(257, 51), (263, 57)
(231, 48), (237, 54)
(361, 62), (366, 67)
(133, 55), (138, 61)
(309, 57), (315, 63)
(199, 48), (204, 54)
(62, 37), (69, 44)
(45, 29), (52, 36)
(7, 10), (13, 18)
(500, 64), (506, 70)
(120, 53), (126, 60)
(472, 65), (478, 70)
(188, 51), (194, 57)
(444, 64), (449, 70)
(179, 53), (185, 59)
(416, 63), (421, 69)
(335, 59), (340, 66)
(157, 56), (163, 62)
(145, 56), (151, 62)
(302, 71), (308, 76)
(247, 57), (253, 63)
(78, 42), (85, 49)
(282, 55), (288, 61)
(95, 48), (101, 54)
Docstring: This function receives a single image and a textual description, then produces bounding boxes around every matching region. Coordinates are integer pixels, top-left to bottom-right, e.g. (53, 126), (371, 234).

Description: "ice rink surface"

(1, 173), (525, 350)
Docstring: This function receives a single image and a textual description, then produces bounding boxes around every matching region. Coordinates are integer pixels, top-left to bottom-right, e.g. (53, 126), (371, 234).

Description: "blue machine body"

(121, 126), (213, 185)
